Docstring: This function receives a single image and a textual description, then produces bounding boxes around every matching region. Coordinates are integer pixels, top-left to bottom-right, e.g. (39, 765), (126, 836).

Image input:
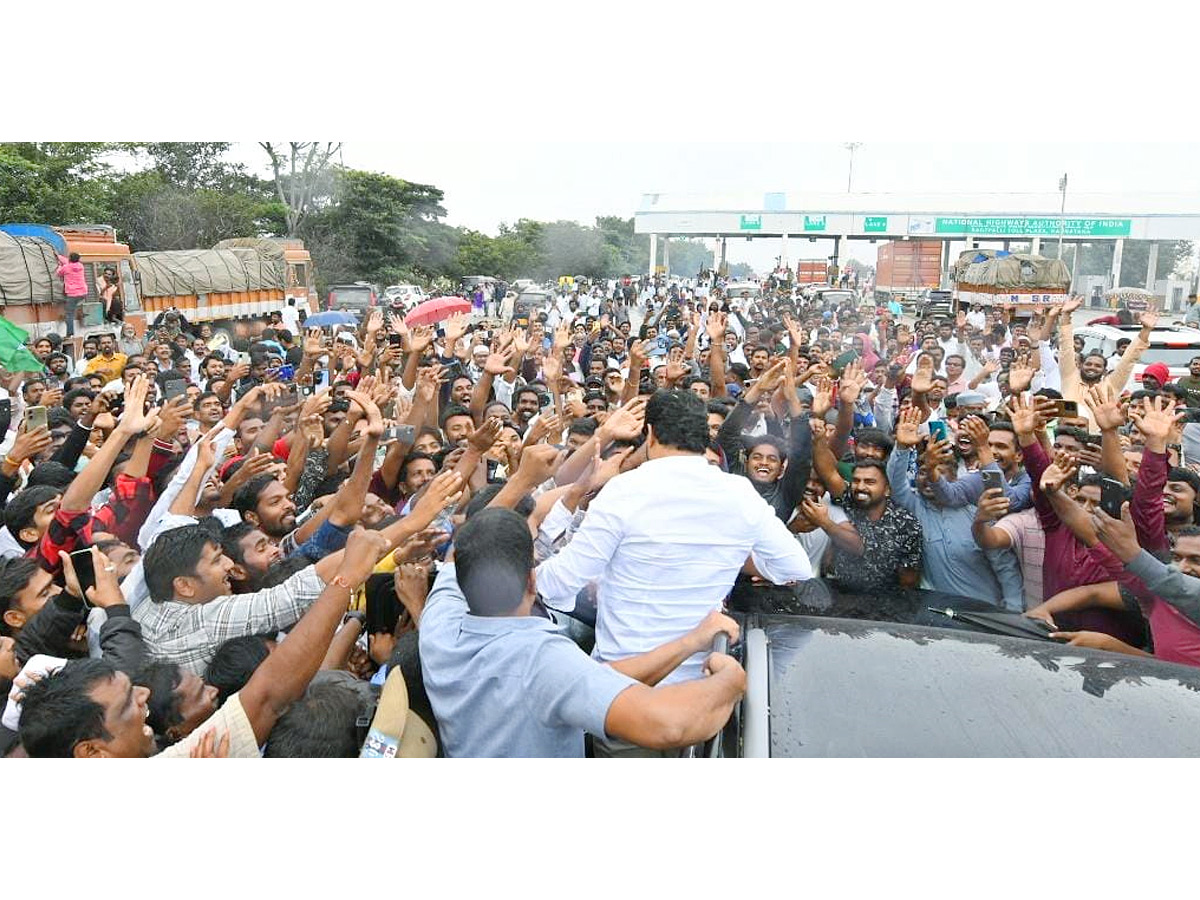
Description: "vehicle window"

(1142, 346), (1200, 367)
(763, 620), (1200, 757)
(290, 263), (306, 290)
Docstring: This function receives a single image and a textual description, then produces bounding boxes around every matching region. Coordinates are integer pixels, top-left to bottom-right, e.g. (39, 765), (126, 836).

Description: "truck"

(794, 259), (827, 286)
(0, 223), (315, 342)
(873, 240), (943, 307)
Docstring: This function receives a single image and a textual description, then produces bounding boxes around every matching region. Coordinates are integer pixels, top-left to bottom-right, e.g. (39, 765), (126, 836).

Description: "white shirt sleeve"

(534, 495), (624, 608)
(137, 426), (235, 551)
(748, 503), (814, 585)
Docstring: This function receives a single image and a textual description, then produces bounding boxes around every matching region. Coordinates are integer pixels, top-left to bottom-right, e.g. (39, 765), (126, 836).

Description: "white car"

(1074, 322), (1200, 392)
(383, 284), (427, 308)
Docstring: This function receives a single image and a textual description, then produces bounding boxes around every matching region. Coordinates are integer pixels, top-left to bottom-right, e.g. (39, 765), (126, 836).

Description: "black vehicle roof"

(758, 615), (1200, 757)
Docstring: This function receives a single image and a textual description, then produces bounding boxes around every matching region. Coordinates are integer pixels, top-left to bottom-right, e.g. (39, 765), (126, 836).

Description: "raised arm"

(237, 530), (389, 744)
(1104, 308), (1156, 394)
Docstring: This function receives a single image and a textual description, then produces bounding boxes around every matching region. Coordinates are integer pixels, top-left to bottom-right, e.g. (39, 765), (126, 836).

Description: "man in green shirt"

(1175, 357), (1200, 408)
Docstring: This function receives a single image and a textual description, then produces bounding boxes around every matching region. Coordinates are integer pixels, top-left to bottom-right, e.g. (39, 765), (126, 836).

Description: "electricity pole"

(845, 143), (862, 193)
(1057, 172), (1068, 260)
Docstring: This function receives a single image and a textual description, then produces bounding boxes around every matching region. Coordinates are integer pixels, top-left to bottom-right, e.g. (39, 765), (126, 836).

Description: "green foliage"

(727, 262), (756, 279)
(0, 142), (116, 224)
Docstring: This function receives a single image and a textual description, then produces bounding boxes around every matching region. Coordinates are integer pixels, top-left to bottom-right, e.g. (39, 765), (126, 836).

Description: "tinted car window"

(763, 617), (1200, 757)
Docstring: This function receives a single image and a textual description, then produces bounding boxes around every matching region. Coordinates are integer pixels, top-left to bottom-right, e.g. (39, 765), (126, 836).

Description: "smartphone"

(163, 378), (187, 401)
(24, 405), (48, 432)
(831, 349), (859, 375)
(277, 364), (295, 382)
(69, 548), (98, 600)
(1055, 399), (1079, 418)
(0, 398), (11, 436)
(980, 470), (1004, 493)
(1184, 408), (1200, 424)
(388, 333), (403, 347)
(237, 352), (252, 366)
(382, 424), (416, 444)
(928, 419), (949, 443)
(1100, 476), (1127, 519)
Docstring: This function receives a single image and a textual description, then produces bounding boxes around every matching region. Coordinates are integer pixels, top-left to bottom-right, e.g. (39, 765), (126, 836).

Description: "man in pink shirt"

(55, 252), (88, 337)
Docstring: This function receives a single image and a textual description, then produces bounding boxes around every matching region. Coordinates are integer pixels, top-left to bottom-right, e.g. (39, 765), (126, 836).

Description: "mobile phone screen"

(70, 549), (98, 599)
(1100, 477), (1126, 519)
(928, 420), (949, 443)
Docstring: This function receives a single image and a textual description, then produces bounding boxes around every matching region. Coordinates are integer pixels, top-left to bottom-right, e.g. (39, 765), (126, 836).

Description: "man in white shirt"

(535, 389), (811, 755)
(280, 298), (301, 334)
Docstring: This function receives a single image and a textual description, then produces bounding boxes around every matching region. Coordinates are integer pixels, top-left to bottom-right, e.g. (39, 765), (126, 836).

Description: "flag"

(0, 318), (45, 373)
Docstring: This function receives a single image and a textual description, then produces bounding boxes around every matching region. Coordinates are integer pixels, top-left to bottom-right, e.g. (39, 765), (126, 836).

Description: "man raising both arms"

(534, 389), (812, 757)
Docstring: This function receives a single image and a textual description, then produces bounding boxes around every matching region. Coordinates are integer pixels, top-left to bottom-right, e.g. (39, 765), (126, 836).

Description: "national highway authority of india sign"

(933, 216), (1133, 237)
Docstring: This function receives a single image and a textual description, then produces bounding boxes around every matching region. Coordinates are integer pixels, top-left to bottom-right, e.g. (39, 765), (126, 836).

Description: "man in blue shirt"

(419, 508), (745, 758)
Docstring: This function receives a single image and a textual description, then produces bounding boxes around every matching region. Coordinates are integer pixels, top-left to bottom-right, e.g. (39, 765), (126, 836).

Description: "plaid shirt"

(31, 475), (156, 574)
(133, 564), (327, 674)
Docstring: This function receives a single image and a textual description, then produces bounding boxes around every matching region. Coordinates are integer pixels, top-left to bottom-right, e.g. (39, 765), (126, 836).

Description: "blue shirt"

(419, 565), (637, 758)
(887, 447), (1024, 609)
(929, 463), (1033, 513)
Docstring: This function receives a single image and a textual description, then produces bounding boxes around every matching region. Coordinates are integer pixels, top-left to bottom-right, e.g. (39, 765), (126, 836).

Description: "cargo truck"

(873, 240), (943, 307)
(0, 223), (315, 342)
(794, 259), (828, 286)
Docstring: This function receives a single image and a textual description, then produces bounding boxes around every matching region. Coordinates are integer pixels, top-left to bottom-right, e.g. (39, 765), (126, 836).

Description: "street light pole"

(845, 143), (862, 193)
(1057, 172), (1068, 260)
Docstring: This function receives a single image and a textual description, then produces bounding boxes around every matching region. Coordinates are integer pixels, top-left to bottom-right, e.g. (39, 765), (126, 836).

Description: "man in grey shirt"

(419, 508), (745, 758)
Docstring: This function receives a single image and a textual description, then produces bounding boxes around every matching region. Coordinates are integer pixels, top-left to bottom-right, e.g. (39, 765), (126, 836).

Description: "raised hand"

(366, 309), (384, 335)
(1084, 382), (1125, 432)
(6, 425), (52, 467)
(484, 346), (517, 378)
(344, 390), (384, 438)
(837, 360), (867, 404)
(1128, 394), (1180, 443)
(910, 355), (935, 395)
(409, 325), (435, 355)
(705, 310), (728, 342)
(810, 376), (833, 419)
(468, 416), (504, 453)
(599, 396), (647, 442)
(541, 352), (562, 386)
(553, 323), (571, 351)
(1040, 450), (1078, 494)
(960, 415), (992, 464)
(922, 437), (955, 472)
(408, 470), (466, 529)
(442, 312), (469, 343)
(116, 375), (153, 434)
(510, 328), (531, 358)
(304, 327), (325, 357)
(516, 442), (564, 485)
(974, 487), (1010, 523)
(799, 496), (833, 528)
(1005, 392), (1037, 437)
(1138, 308), (1159, 330)
(894, 405), (922, 447)
(1061, 296), (1083, 316)
(1007, 354), (1035, 393)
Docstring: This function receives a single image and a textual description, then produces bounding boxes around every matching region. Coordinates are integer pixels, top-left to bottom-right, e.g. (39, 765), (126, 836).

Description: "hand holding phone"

(980, 470), (1004, 493)
(24, 405), (48, 432)
(1100, 476), (1128, 519)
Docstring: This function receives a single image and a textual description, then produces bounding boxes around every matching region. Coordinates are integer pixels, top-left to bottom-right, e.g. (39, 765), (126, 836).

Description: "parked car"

(1074, 322), (1200, 391)
(709, 587), (1200, 758)
(326, 283), (377, 314)
(384, 284), (427, 308)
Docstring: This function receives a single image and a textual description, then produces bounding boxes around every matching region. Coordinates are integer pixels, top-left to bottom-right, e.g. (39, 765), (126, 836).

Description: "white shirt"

(280, 305), (301, 333)
(535, 454), (812, 684)
(791, 498), (848, 577)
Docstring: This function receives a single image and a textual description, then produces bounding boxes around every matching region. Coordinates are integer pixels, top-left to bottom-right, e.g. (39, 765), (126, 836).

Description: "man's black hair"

(1175, 525), (1200, 539)
(0, 556), (42, 635)
(206, 634), (272, 706)
(439, 404), (473, 429)
(1055, 426), (1091, 444)
(19, 658), (117, 758)
(462, 483), (535, 520)
(746, 434), (788, 462)
(62, 388), (95, 412)
(513, 385), (541, 404)
(21, 377), (46, 395)
(988, 420), (1017, 436)
(568, 418), (598, 438)
(263, 678), (366, 758)
(1168, 468), (1200, 521)
(231, 473), (277, 518)
(454, 507), (533, 616)
(1078, 473), (1106, 490)
(258, 554), (312, 589)
(707, 397), (736, 415)
(3, 485), (61, 545)
(220, 521), (258, 568)
(47, 407), (74, 430)
(26, 462), (74, 490)
(1034, 387), (1064, 400)
(854, 428), (894, 453)
(399, 451), (437, 484)
(142, 525), (219, 603)
(138, 661), (185, 740)
(645, 389), (706, 454)
(852, 458), (889, 476)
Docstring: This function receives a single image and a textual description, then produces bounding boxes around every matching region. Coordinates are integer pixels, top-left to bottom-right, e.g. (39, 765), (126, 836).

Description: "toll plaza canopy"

(633, 191), (1200, 240)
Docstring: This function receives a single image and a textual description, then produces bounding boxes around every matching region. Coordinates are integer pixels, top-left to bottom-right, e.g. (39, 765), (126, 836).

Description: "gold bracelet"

(3, 456), (20, 468)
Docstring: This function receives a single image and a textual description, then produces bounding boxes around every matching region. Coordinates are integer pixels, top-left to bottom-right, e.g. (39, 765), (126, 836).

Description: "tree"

(0, 142), (116, 224)
(728, 262), (756, 279)
(260, 142), (342, 236)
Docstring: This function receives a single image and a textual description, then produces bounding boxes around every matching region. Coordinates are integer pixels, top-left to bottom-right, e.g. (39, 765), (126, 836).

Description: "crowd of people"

(2, 274), (1200, 758)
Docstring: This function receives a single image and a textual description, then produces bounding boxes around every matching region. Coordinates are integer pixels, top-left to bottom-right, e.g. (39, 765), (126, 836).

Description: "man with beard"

(1058, 297), (1155, 422)
(511, 386), (543, 432)
(815, 453), (922, 593)
(73, 336), (99, 377)
(44, 353), (71, 391)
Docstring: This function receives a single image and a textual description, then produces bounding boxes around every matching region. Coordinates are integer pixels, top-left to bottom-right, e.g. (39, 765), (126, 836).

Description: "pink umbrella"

(404, 296), (472, 327)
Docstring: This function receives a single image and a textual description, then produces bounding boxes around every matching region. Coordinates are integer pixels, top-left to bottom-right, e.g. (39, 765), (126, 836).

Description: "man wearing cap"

(1141, 362), (1171, 393)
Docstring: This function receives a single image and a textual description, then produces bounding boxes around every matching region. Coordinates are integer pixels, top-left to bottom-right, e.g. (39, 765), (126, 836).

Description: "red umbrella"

(404, 296), (472, 327)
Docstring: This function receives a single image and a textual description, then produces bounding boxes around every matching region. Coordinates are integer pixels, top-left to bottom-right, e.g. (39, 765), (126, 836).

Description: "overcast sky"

(231, 141), (1200, 273)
